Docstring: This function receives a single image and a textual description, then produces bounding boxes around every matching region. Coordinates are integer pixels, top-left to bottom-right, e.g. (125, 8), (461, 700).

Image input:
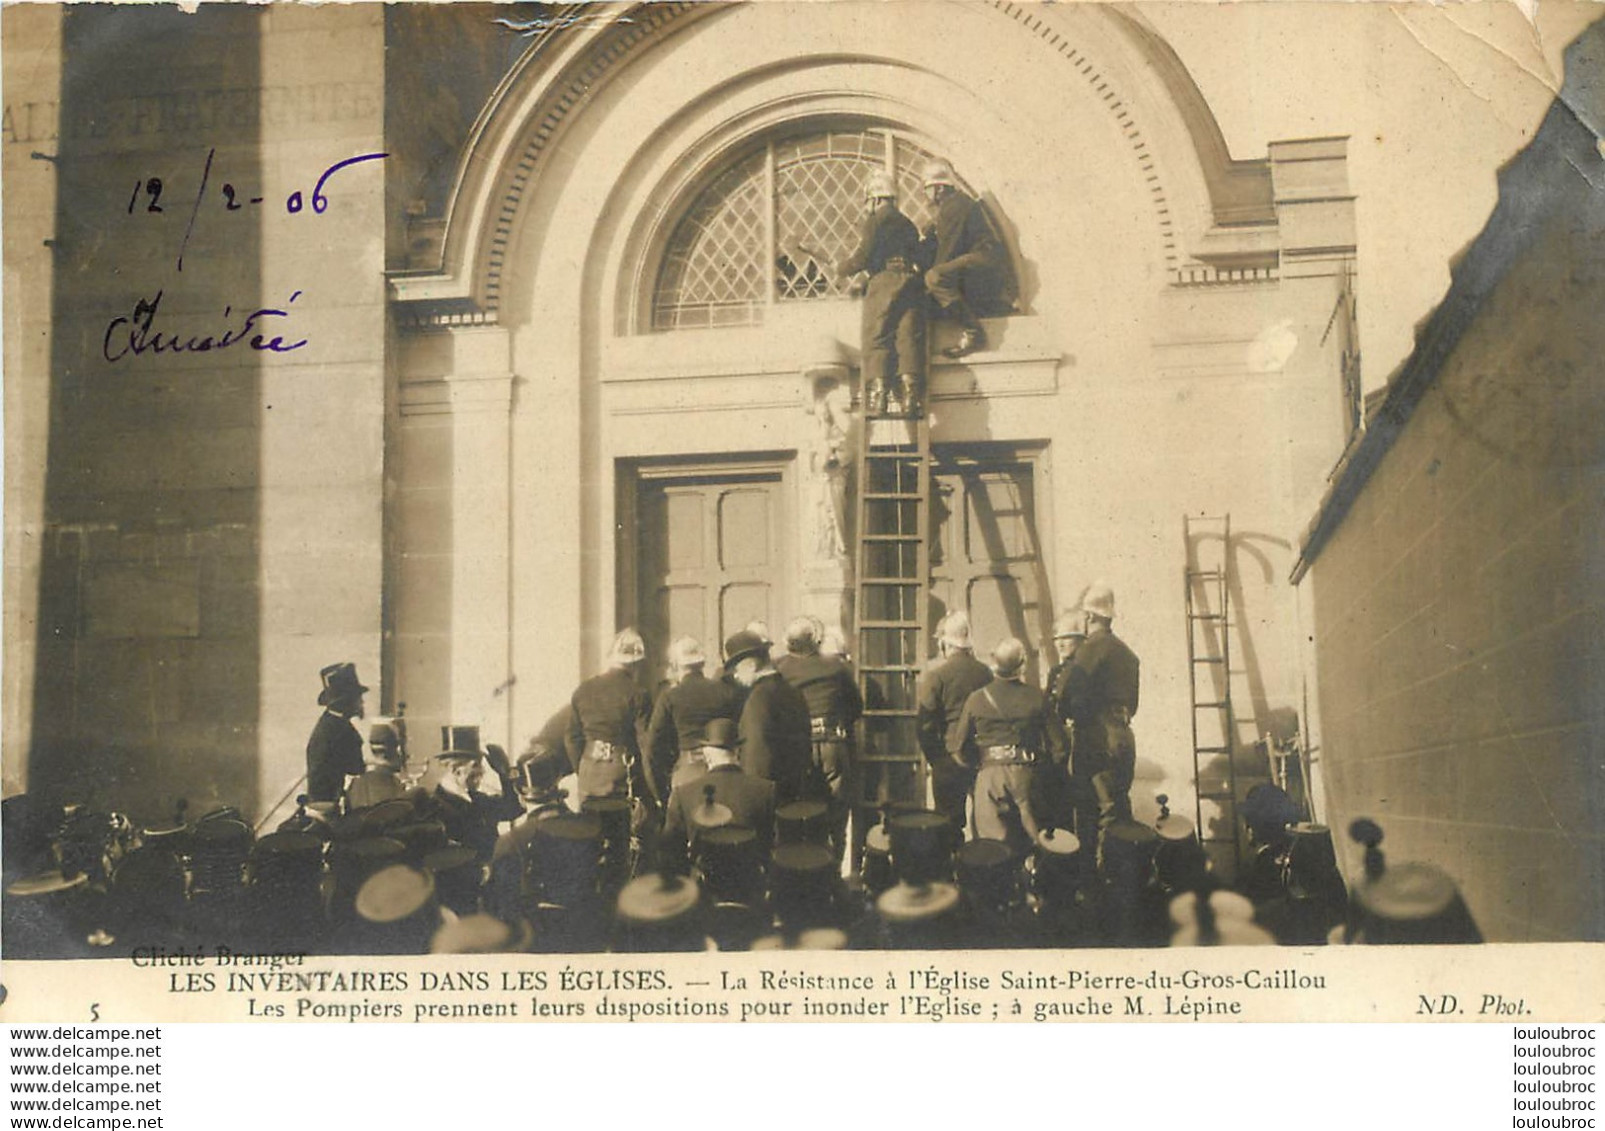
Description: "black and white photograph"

(1, 0), (1602, 1018)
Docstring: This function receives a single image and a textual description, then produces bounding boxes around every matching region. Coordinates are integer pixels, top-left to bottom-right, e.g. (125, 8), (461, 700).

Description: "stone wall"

(24, 6), (385, 824)
(1301, 66), (1605, 940)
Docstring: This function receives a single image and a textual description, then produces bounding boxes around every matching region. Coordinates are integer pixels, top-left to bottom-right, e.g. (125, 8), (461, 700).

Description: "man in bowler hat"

(306, 662), (367, 803)
(725, 629), (813, 806)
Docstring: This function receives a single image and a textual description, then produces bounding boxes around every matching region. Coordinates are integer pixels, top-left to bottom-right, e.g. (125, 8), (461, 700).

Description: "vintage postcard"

(1, 0), (1601, 1024)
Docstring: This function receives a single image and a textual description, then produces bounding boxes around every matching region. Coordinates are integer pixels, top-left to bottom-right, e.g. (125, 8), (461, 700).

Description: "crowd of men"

(304, 582), (1141, 902)
(2, 580), (1477, 957)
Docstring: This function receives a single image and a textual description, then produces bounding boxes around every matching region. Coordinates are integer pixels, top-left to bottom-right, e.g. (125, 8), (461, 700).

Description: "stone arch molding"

(387, 1), (1265, 321)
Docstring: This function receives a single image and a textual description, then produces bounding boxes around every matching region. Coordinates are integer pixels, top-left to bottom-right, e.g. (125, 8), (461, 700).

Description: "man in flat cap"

(725, 628), (813, 806)
(915, 611), (993, 839)
(306, 662), (368, 803)
(568, 628), (656, 819)
(661, 718), (776, 875)
(645, 635), (742, 803)
(429, 725), (522, 863)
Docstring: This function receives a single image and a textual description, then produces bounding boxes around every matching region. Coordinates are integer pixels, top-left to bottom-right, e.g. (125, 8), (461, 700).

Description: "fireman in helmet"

(918, 157), (1010, 360)
(838, 168), (928, 417)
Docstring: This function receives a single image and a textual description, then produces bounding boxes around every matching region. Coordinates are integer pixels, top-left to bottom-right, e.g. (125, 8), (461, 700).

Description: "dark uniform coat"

(429, 780), (523, 863)
(306, 709), (364, 803)
(1063, 625), (1141, 840)
(916, 650), (994, 835)
(919, 191), (1009, 317)
(1062, 627), (1140, 778)
(839, 202), (927, 382)
(776, 652), (863, 729)
(778, 650), (864, 834)
(569, 667), (653, 803)
(736, 671), (813, 805)
(661, 763), (777, 874)
(953, 676), (1066, 849)
(644, 671), (742, 801)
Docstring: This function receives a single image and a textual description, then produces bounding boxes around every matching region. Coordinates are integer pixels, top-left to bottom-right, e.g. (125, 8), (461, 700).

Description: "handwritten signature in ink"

(102, 288), (308, 362)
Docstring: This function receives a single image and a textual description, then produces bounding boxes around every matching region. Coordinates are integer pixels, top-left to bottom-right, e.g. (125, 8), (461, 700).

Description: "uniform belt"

(585, 740), (624, 762)
(983, 745), (1037, 765)
(879, 257), (913, 274)
(810, 717), (848, 740)
(1103, 707), (1133, 726)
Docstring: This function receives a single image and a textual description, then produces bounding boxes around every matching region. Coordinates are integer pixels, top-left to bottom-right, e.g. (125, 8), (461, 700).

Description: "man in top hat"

(661, 718), (776, 876)
(952, 638), (1067, 852)
(306, 662), (368, 803)
(645, 636), (742, 803)
(345, 718), (413, 811)
(839, 169), (928, 417)
(428, 725), (523, 863)
(568, 629), (656, 816)
(725, 628), (813, 806)
(915, 611), (994, 839)
(916, 158), (1011, 359)
(776, 615), (862, 856)
(1061, 582), (1141, 857)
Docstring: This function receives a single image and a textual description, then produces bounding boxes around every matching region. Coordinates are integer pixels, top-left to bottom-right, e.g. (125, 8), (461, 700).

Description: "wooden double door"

(631, 462), (791, 672)
(628, 446), (1049, 686)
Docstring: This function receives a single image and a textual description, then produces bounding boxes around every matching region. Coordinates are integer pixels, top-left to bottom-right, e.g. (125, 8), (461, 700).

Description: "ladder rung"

(857, 619), (922, 629)
(1192, 700), (1230, 710)
(862, 492), (924, 501)
(862, 711), (918, 720)
(1194, 745), (1232, 754)
(858, 578), (922, 587)
(1187, 570), (1226, 580)
(860, 533), (922, 542)
(857, 665), (921, 674)
(1191, 657), (1226, 664)
(1189, 613), (1226, 622)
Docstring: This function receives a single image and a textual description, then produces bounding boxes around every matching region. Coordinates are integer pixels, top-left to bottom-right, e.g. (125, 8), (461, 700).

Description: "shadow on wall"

(29, 5), (267, 824)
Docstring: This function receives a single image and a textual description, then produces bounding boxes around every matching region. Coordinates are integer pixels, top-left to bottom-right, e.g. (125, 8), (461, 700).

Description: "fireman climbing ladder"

(1183, 513), (1243, 871)
(853, 409), (933, 809)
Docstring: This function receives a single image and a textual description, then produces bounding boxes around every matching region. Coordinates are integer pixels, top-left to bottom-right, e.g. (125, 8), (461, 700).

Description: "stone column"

(444, 327), (516, 749)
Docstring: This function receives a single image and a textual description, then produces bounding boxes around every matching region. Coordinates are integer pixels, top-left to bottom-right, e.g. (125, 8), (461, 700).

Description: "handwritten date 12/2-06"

(127, 150), (386, 218)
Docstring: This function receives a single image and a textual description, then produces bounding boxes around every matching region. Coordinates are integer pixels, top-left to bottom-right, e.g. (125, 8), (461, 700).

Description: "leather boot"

(898, 373), (922, 418)
(865, 378), (888, 417)
(942, 325), (985, 359)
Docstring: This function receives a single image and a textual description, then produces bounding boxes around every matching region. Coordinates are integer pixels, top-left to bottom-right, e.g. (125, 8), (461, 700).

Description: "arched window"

(652, 126), (1006, 331)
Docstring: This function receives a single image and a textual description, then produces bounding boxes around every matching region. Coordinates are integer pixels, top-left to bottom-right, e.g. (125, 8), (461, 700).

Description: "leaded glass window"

(652, 127), (959, 331)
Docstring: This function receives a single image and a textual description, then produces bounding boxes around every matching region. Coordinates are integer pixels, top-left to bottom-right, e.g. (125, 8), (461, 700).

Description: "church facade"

(9, 4), (1356, 890)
